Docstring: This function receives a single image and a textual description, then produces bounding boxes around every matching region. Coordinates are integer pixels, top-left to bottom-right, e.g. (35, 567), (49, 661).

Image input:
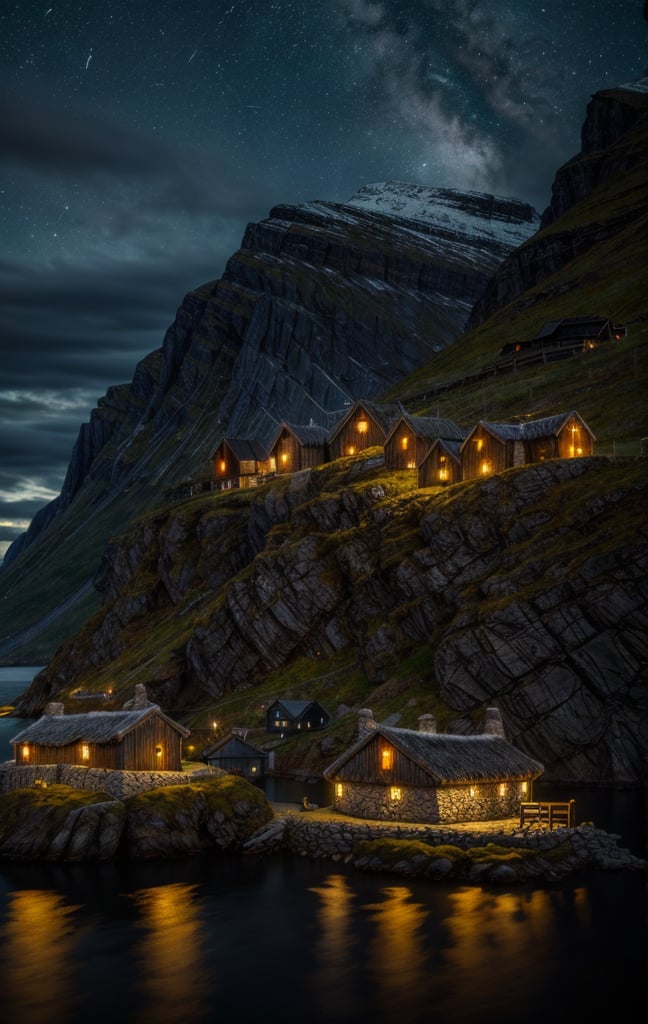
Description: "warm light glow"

(480, 460), (492, 475)
(219, 459), (227, 473)
(400, 435), (409, 450)
(280, 452), (289, 465)
(212, 720), (218, 731)
(469, 786), (478, 798)
(390, 786), (402, 801)
(520, 781), (528, 796)
(155, 745), (163, 758)
(476, 438), (484, 451)
(81, 743), (90, 761)
(439, 468), (448, 481)
(335, 783), (343, 798)
(357, 418), (368, 434)
(381, 747), (393, 771)
(251, 765), (257, 774)
(21, 744), (29, 761)
(347, 445), (356, 455)
(406, 460), (416, 469)
(498, 783), (507, 797)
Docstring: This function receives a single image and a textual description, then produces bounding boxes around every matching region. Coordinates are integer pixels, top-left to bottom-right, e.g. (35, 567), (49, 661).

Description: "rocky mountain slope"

(0, 186), (537, 659)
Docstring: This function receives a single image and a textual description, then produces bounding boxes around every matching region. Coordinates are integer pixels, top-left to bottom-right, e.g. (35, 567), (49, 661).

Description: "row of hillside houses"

(211, 401), (596, 491)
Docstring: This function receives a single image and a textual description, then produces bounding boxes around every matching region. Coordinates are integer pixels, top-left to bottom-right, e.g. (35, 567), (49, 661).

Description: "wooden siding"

(328, 409), (385, 460)
(331, 735), (434, 787)
(208, 754), (265, 780)
(556, 416), (594, 459)
(461, 426), (513, 480)
(271, 430), (325, 473)
(418, 445), (461, 487)
(15, 718), (184, 772)
(384, 426), (430, 471)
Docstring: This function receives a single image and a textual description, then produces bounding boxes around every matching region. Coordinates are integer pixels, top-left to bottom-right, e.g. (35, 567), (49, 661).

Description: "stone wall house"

(10, 686), (190, 772)
(323, 708), (544, 824)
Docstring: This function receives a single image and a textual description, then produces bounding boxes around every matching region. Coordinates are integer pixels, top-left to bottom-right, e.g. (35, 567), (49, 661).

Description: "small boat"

(0, 705), (14, 717)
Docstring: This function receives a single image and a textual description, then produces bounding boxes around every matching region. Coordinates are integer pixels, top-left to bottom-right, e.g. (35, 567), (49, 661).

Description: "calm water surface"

(0, 667), (646, 1024)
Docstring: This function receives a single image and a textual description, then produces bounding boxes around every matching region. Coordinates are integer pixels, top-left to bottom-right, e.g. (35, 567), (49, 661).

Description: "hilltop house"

(203, 732), (271, 782)
(418, 437), (463, 487)
(327, 401), (401, 461)
(323, 707), (544, 824)
(265, 699), (330, 736)
(384, 413), (466, 471)
(211, 437), (274, 490)
(10, 686), (190, 772)
(460, 411), (595, 480)
(499, 315), (626, 365)
(269, 422), (329, 475)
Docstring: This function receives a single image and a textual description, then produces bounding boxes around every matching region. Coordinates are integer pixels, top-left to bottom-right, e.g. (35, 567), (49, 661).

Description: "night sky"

(1, 1), (646, 560)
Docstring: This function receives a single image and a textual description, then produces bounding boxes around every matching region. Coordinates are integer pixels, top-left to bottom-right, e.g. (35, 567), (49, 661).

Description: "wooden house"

(327, 401), (401, 461)
(265, 699), (330, 736)
(384, 414), (465, 471)
(418, 438), (463, 487)
(323, 708), (544, 824)
(203, 733), (270, 782)
(211, 437), (274, 490)
(269, 422), (329, 475)
(461, 411), (595, 480)
(10, 697), (190, 772)
(498, 316), (626, 367)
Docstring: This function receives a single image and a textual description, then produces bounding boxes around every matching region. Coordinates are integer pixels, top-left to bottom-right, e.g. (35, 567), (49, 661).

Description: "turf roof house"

(268, 422), (329, 475)
(323, 708), (544, 824)
(10, 686), (190, 772)
(418, 438), (463, 487)
(500, 315), (626, 364)
(265, 699), (330, 736)
(211, 437), (274, 490)
(327, 401), (401, 461)
(460, 411), (595, 481)
(383, 413), (466, 471)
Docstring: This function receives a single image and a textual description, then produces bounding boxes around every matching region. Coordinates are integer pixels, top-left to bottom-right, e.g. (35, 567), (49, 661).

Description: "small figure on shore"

(302, 796), (318, 811)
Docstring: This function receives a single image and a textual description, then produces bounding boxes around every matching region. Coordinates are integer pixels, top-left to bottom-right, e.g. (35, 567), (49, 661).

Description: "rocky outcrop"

(467, 79), (648, 328)
(15, 455), (648, 786)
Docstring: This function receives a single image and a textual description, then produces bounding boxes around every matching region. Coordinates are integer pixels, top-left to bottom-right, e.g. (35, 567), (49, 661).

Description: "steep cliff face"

(15, 455), (648, 786)
(467, 79), (648, 328)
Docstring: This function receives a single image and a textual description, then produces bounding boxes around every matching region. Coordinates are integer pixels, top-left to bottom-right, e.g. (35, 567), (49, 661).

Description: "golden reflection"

(131, 883), (210, 1024)
(436, 886), (590, 1019)
(2, 889), (81, 1023)
(308, 874), (361, 1018)
(366, 886), (429, 1019)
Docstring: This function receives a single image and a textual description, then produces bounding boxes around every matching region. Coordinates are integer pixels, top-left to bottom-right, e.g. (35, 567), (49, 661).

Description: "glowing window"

(155, 744), (163, 758)
(476, 438), (484, 451)
(357, 418), (368, 434)
(81, 744), (90, 761)
(439, 468), (448, 481)
(390, 787), (402, 801)
(406, 460), (416, 469)
(381, 747), (393, 771)
(480, 460), (492, 476)
(498, 783), (507, 797)
(251, 765), (257, 774)
(347, 445), (356, 456)
(520, 781), (528, 796)
(219, 459), (227, 473)
(280, 452), (289, 465)
(21, 744), (30, 762)
(469, 786), (478, 798)
(400, 435), (409, 451)
(335, 783), (343, 798)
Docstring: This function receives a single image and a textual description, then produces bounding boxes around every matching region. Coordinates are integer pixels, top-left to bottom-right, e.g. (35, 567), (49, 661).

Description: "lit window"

(439, 468), (448, 481)
(347, 445), (356, 455)
(498, 783), (507, 797)
(520, 781), (528, 796)
(251, 765), (257, 774)
(469, 786), (478, 798)
(22, 744), (30, 762)
(390, 787), (401, 801)
(155, 744), (163, 758)
(381, 747), (393, 771)
(400, 435), (409, 450)
(476, 438), (484, 451)
(480, 460), (492, 475)
(406, 460), (416, 469)
(81, 744), (90, 761)
(357, 418), (368, 434)
(219, 459), (227, 473)
(335, 783), (343, 798)
(280, 452), (289, 465)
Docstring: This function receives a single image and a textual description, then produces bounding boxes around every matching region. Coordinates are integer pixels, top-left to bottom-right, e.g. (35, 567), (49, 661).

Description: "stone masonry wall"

(334, 782), (527, 823)
(0, 761), (188, 798)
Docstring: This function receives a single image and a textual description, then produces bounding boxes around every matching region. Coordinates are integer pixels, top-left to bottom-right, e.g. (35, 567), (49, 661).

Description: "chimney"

(418, 713), (436, 734)
(45, 702), (64, 716)
(358, 708), (376, 736)
(483, 707), (505, 738)
(123, 683), (150, 710)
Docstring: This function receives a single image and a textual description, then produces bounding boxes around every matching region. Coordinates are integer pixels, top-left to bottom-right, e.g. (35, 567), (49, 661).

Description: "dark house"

(10, 696), (190, 772)
(268, 422), (329, 475)
(211, 437), (273, 490)
(265, 699), (330, 736)
(327, 401), (400, 461)
(499, 315), (626, 367)
(418, 437), (463, 487)
(203, 733), (271, 782)
(384, 413), (465, 471)
(323, 708), (544, 824)
(460, 411), (595, 480)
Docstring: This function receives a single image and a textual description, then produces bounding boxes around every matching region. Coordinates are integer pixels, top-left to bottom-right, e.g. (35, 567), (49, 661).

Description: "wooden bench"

(519, 799), (575, 830)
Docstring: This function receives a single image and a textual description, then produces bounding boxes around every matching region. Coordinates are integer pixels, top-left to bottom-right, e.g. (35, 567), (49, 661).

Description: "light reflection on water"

(0, 861), (643, 1024)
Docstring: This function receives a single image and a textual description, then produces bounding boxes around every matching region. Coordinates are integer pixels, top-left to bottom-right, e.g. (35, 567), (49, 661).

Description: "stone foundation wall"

(0, 761), (189, 799)
(334, 782), (525, 823)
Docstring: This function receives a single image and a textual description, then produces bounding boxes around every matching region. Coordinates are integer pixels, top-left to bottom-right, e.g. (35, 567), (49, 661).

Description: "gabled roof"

(267, 699), (326, 719)
(269, 421), (329, 450)
(203, 734), (268, 759)
(461, 421), (525, 449)
(532, 316), (613, 339)
(10, 706), (191, 746)
(211, 437), (270, 461)
(385, 413), (466, 445)
(323, 723), (544, 785)
(520, 410), (596, 440)
(420, 437), (463, 465)
(327, 400), (402, 442)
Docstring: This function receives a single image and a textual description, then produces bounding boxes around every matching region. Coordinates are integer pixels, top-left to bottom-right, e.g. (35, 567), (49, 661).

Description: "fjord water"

(0, 668), (646, 1024)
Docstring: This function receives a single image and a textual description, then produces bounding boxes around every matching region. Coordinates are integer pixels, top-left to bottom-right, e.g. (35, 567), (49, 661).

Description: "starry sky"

(1, 0), (646, 560)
